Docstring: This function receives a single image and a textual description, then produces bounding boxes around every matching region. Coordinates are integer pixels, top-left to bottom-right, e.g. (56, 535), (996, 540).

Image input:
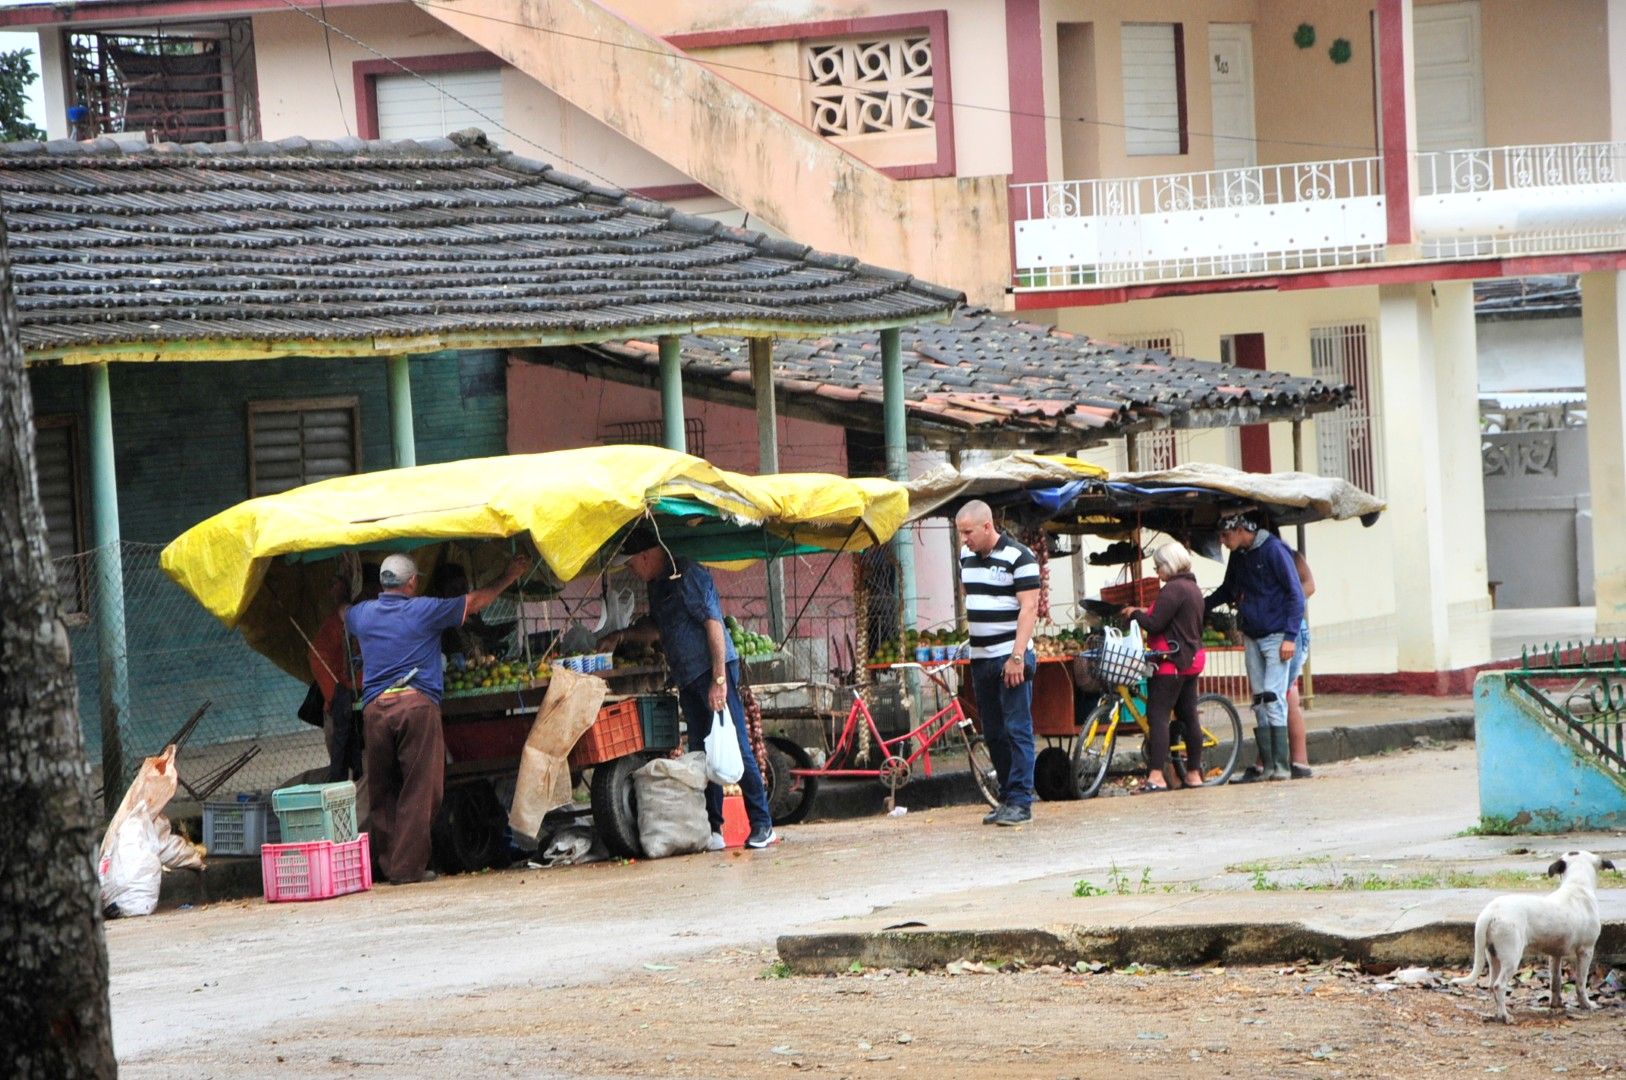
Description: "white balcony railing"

(1415, 142), (1626, 260)
(1012, 142), (1626, 292)
(1012, 158), (1385, 290)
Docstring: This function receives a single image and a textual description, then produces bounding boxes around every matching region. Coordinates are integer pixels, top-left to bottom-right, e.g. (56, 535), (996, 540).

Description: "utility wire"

(406, 0), (1382, 155)
(316, 0), (352, 137)
(272, 0), (622, 187)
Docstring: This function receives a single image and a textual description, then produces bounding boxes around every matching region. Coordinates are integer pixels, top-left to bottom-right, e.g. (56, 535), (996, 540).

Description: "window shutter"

(249, 399), (360, 496)
(375, 67), (505, 142)
(1311, 324), (1384, 497)
(1121, 24), (1183, 156)
(33, 421), (84, 611)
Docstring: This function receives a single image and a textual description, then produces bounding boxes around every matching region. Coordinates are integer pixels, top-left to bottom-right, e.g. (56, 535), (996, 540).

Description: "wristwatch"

(714, 674), (727, 686)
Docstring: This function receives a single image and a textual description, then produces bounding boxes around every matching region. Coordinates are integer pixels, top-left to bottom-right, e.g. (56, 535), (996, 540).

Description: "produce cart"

(899, 454), (1386, 797)
(160, 445), (906, 868)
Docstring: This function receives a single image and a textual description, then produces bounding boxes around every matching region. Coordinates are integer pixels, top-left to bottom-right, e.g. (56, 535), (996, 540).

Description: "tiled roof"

(561, 307), (1351, 447)
(0, 133), (962, 360)
(1474, 275), (1579, 320)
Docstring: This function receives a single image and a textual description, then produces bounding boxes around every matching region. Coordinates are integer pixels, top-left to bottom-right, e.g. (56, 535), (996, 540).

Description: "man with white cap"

(345, 551), (530, 884)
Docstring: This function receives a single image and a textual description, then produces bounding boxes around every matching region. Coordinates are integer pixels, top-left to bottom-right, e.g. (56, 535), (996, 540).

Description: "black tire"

(431, 780), (505, 875)
(964, 733), (1001, 808)
(589, 754), (652, 858)
(1071, 697), (1118, 799)
(764, 736), (821, 826)
(1193, 693), (1244, 785)
(1033, 746), (1078, 802)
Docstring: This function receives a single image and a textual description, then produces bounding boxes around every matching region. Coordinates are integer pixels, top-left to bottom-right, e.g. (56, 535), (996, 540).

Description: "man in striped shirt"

(956, 500), (1040, 826)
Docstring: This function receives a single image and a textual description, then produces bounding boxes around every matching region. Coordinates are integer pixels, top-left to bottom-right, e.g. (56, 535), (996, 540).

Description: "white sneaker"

(706, 831), (726, 851)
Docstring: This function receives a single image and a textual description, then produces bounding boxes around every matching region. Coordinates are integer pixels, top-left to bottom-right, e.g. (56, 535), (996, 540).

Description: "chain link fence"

(57, 541), (323, 810)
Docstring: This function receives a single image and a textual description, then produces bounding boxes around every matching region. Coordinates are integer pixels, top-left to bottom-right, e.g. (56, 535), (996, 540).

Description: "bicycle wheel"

(963, 732), (1001, 808)
(1194, 693), (1244, 785)
(1070, 697), (1117, 799)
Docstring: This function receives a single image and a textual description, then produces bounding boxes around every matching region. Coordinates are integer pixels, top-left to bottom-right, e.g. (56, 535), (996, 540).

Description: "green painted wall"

(27, 352), (508, 778)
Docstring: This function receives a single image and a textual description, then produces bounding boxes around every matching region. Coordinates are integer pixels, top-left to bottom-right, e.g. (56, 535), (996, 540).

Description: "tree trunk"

(0, 212), (117, 1072)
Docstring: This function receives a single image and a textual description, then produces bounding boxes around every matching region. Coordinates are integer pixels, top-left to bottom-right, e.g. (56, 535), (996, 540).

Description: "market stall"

(160, 445), (907, 866)
(893, 454), (1387, 797)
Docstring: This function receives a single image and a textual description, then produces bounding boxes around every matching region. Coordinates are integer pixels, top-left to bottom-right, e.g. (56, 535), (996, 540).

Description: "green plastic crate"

(272, 781), (358, 843)
(638, 695), (680, 751)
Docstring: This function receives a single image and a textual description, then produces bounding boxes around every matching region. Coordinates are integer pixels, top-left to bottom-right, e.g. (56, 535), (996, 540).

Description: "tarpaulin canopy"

(904, 456), (1383, 561)
(161, 445), (906, 678)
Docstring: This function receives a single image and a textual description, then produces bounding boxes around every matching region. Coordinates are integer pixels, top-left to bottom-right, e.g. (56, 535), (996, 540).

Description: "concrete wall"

(1483, 427), (1594, 608)
(1473, 670), (1626, 832)
(1479, 317), (1584, 396)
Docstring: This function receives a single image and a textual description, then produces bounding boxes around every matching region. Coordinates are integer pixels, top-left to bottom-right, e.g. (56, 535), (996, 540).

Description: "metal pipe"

(750, 337), (786, 640)
(659, 335), (685, 452)
(387, 355), (416, 468)
(1292, 420), (1306, 553)
(947, 447), (966, 629)
(881, 327), (916, 631)
(87, 362), (130, 813)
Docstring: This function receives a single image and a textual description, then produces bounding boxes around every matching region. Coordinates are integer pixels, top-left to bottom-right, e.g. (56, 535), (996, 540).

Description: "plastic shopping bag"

(704, 706), (746, 786)
(98, 801), (163, 918)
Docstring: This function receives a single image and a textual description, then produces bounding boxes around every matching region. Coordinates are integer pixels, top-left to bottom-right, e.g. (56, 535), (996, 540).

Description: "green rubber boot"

(1268, 726), (1291, 781)
(1233, 727), (1269, 784)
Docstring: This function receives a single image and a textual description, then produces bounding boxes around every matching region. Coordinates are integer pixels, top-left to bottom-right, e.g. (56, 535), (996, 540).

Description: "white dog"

(1453, 850), (1616, 1023)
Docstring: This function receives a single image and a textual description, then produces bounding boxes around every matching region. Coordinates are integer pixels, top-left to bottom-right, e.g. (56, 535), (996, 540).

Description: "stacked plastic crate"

(260, 781), (372, 902)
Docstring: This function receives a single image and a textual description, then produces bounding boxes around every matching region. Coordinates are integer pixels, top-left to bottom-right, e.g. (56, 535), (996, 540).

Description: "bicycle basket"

(1087, 644), (1151, 687)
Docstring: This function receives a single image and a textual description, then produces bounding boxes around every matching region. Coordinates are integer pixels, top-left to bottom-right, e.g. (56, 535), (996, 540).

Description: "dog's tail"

(1451, 912), (1489, 986)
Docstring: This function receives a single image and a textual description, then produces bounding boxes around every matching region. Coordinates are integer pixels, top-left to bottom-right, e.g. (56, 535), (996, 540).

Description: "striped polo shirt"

(960, 533), (1040, 659)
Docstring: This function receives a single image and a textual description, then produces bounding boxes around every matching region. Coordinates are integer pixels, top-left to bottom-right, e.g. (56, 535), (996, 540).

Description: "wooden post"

(659, 335), (685, 452)
(1292, 418), (1313, 708)
(750, 337), (786, 641)
(881, 328), (915, 631)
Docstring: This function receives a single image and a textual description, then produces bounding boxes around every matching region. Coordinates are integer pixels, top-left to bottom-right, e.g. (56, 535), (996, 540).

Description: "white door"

(1413, 1), (1485, 151)
(375, 67), (505, 141)
(1208, 24), (1256, 172)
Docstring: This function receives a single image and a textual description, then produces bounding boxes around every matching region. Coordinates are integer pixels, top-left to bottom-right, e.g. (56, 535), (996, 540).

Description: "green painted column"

(750, 337), (786, 640)
(881, 327), (916, 631)
(659, 335), (685, 452)
(388, 355), (416, 468)
(87, 362), (131, 813)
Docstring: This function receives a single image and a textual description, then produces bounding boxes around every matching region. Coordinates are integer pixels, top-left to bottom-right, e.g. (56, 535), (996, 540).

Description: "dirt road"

(110, 745), (1624, 1075)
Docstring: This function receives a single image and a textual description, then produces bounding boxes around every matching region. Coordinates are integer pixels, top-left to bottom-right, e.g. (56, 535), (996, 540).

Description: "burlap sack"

(507, 668), (606, 841)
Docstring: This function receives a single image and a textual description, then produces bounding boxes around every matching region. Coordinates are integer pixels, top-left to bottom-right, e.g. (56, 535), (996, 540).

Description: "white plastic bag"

(1098, 622), (1148, 685)
(633, 752), (710, 858)
(704, 706), (746, 786)
(98, 801), (163, 918)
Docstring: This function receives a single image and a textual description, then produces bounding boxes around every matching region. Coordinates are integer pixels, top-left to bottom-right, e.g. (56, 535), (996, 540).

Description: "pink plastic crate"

(260, 833), (373, 903)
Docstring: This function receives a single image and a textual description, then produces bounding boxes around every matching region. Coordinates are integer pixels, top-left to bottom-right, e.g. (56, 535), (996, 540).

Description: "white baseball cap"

(379, 554), (419, 587)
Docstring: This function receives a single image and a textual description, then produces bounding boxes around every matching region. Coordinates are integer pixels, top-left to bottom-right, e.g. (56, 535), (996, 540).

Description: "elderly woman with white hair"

(1120, 541), (1208, 792)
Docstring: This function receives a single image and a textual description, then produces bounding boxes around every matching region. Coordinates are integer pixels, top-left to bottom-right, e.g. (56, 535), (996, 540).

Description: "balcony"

(1012, 159), (1385, 290)
(1013, 142), (1626, 293)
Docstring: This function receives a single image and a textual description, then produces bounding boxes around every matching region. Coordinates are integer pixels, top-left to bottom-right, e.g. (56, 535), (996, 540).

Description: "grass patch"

(762, 959), (793, 979)
(1269, 868), (1626, 892)
(1074, 864), (1194, 898)
(1456, 815), (1520, 837)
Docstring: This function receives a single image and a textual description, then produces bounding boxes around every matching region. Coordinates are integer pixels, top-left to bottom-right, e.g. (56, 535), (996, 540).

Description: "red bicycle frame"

(793, 663), (972, 780)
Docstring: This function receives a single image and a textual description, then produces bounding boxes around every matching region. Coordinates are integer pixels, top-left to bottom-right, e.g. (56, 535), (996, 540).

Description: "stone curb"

(776, 919), (1626, 975)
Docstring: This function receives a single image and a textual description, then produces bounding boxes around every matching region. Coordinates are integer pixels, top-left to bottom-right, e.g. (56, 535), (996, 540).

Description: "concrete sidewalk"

(778, 880), (1626, 974)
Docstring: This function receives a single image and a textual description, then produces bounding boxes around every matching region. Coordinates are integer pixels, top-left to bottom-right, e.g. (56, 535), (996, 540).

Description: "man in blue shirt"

(346, 551), (529, 884)
(623, 535), (777, 849)
(1203, 513), (1305, 783)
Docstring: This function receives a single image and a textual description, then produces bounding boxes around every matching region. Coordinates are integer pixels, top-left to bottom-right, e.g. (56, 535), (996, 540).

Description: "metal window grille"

(68, 21), (260, 144)
(1310, 323), (1384, 497)
(1115, 333), (1185, 470)
(601, 418), (706, 458)
(247, 397), (361, 497)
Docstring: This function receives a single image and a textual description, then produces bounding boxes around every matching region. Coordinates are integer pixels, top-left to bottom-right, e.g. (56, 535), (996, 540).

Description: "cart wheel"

(964, 733), (1001, 809)
(1033, 746), (1078, 802)
(1194, 693), (1244, 785)
(589, 754), (653, 858)
(1071, 698), (1118, 798)
(765, 736), (820, 826)
(431, 779), (505, 875)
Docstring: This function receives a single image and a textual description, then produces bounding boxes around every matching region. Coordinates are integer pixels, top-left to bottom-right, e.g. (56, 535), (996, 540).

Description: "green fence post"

(87, 362), (130, 814)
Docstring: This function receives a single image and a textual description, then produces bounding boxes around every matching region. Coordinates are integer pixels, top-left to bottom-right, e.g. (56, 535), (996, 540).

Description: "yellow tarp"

(160, 445), (906, 678)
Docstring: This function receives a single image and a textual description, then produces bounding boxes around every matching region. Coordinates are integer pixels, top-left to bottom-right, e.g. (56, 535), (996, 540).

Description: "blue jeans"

(969, 653), (1036, 810)
(678, 661), (772, 831)
(1242, 633), (1291, 729)
(1285, 620), (1309, 688)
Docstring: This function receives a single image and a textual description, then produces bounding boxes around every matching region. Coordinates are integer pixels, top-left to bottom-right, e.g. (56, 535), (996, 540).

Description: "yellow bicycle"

(1071, 647), (1243, 798)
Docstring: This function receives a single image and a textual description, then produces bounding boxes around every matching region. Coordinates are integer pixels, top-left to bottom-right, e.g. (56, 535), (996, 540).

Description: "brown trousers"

(362, 691), (444, 883)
